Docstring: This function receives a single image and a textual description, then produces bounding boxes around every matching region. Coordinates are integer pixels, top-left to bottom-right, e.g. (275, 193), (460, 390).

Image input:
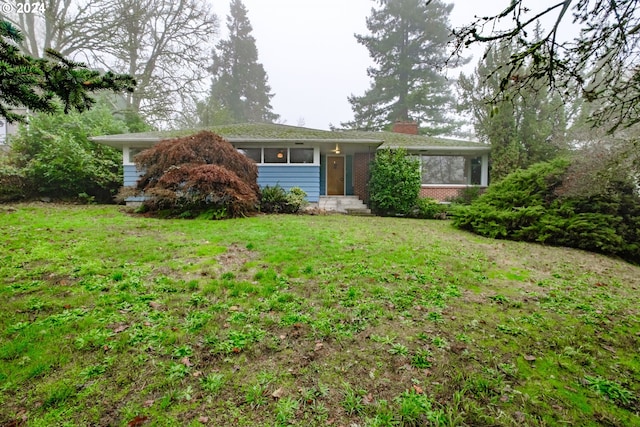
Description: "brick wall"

(420, 186), (467, 202)
(354, 152), (376, 202)
(392, 121), (418, 135)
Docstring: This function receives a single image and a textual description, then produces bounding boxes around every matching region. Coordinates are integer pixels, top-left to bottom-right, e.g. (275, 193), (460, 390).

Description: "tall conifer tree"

(204, 0), (278, 124)
(343, 0), (456, 134)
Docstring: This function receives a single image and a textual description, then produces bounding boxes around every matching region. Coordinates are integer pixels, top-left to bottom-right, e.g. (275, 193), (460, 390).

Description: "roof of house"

(91, 123), (490, 152)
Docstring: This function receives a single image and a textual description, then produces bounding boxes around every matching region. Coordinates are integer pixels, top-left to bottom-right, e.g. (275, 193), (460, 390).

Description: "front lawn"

(0, 204), (638, 426)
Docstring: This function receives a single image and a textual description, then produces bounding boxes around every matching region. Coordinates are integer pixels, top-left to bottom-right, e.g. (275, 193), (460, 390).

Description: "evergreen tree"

(204, 0), (278, 124)
(458, 36), (568, 181)
(0, 20), (135, 123)
(343, 0), (457, 134)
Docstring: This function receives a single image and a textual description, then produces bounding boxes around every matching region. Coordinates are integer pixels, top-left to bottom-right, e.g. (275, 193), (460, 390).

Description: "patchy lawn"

(0, 204), (638, 426)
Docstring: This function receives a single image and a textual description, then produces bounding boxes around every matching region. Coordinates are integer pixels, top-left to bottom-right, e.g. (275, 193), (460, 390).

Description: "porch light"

(276, 151), (284, 159)
(333, 143), (341, 154)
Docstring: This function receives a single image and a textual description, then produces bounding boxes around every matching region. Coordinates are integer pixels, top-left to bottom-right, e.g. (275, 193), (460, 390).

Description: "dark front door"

(327, 156), (345, 195)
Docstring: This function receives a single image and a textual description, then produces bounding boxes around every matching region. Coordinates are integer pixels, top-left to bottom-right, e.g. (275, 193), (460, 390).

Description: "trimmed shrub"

(452, 158), (640, 264)
(134, 131), (260, 218)
(369, 148), (421, 216)
(411, 197), (448, 219)
(260, 185), (308, 214)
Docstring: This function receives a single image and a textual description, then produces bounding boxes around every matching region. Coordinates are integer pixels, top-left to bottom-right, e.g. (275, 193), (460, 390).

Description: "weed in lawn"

(275, 396), (300, 425)
(489, 294), (510, 304)
(342, 382), (367, 416)
(188, 293), (207, 307)
(200, 372), (225, 395)
(584, 375), (635, 407)
(172, 345), (193, 358)
(497, 323), (527, 336)
(389, 343), (409, 356)
(411, 349), (433, 369)
(167, 362), (191, 381)
(431, 336), (448, 349)
(74, 328), (114, 351)
(395, 390), (444, 426)
(80, 363), (107, 379)
(245, 383), (268, 408)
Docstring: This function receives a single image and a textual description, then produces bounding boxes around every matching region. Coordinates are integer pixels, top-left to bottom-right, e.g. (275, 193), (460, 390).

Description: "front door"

(327, 156), (345, 195)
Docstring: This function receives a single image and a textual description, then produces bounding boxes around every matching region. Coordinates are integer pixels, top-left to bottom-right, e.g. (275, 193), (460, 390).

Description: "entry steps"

(317, 196), (372, 215)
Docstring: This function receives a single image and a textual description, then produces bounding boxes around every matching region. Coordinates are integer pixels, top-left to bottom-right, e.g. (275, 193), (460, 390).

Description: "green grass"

(0, 203), (639, 426)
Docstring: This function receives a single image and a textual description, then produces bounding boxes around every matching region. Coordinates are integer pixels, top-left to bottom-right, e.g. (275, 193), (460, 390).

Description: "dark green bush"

(0, 162), (31, 202)
(448, 186), (484, 205)
(260, 185), (308, 214)
(4, 103), (136, 203)
(369, 148), (421, 216)
(453, 158), (640, 263)
(411, 197), (448, 219)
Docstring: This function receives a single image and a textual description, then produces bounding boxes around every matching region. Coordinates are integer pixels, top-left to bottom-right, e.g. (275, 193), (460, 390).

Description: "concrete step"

(318, 196), (370, 213)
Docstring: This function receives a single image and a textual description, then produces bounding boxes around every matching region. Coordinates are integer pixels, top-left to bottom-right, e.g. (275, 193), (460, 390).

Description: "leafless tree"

(5, 0), (218, 126)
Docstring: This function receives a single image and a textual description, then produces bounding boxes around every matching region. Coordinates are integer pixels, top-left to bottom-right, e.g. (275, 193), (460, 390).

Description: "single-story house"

(92, 122), (490, 210)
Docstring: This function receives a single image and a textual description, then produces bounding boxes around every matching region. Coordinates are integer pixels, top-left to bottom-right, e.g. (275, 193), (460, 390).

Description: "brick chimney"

(392, 120), (419, 135)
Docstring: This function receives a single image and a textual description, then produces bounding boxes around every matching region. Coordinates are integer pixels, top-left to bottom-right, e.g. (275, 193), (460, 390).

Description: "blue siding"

(346, 155), (354, 196)
(319, 155), (326, 196)
(258, 165), (320, 202)
(123, 164), (144, 187)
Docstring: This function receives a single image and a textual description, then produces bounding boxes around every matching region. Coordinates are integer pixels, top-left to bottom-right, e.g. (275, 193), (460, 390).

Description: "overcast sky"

(210, 0), (561, 130)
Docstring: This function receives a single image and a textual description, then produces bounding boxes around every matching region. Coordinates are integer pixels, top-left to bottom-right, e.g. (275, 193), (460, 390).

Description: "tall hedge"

(369, 148), (421, 216)
(452, 158), (640, 264)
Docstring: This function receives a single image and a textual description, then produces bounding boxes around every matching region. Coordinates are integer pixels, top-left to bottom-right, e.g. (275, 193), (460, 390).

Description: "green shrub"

(369, 148), (421, 216)
(448, 186), (484, 205)
(453, 158), (640, 264)
(0, 162), (31, 202)
(260, 185), (308, 214)
(411, 197), (448, 219)
(5, 102), (137, 202)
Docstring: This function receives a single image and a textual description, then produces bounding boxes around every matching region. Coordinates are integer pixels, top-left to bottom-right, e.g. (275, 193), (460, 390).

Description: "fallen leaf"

(412, 385), (424, 394)
(114, 324), (129, 334)
(143, 399), (154, 407)
(229, 306), (240, 312)
(127, 415), (149, 427)
(181, 357), (193, 367)
(524, 355), (536, 361)
(363, 393), (374, 404)
(198, 416), (209, 423)
(272, 387), (284, 399)
(314, 342), (324, 351)
(149, 301), (161, 310)
(279, 334), (286, 340)
(500, 395), (509, 402)
(601, 345), (616, 353)
(192, 371), (203, 378)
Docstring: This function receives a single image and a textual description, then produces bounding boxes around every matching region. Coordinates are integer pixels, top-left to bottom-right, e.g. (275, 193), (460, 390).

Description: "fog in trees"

(343, 0), (459, 135)
(197, 0), (279, 126)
